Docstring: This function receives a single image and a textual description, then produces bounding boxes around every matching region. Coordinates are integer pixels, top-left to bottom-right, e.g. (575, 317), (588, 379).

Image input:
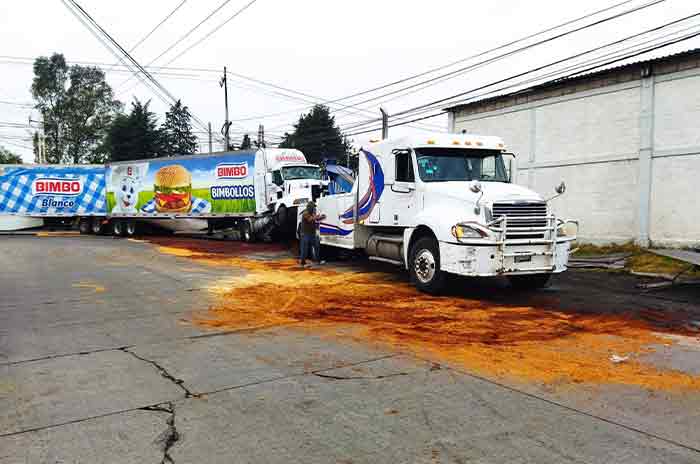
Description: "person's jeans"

(300, 234), (315, 264)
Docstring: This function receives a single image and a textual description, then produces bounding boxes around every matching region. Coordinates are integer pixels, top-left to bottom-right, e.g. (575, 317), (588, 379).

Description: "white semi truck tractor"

(314, 134), (578, 293)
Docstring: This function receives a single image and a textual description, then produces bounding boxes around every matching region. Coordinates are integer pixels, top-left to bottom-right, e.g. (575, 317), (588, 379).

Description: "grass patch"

(572, 241), (700, 277)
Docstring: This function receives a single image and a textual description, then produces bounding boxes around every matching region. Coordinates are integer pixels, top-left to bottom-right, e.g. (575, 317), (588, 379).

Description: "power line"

(391, 11), (700, 120)
(161, 0), (259, 67)
(63, 0), (221, 142)
(226, 0), (661, 124)
(127, 0), (189, 54)
(116, 0), (234, 90)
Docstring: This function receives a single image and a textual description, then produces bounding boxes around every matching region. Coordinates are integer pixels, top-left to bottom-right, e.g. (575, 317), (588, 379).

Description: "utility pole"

(257, 124), (265, 148)
(208, 122), (213, 153)
(219, 67), (230, 150)
(380, 107), (389, 140)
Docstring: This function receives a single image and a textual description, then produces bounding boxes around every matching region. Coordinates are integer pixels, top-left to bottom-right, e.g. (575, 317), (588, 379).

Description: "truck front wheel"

(508, 273), (551, 290)
(409, 237), (446, 294)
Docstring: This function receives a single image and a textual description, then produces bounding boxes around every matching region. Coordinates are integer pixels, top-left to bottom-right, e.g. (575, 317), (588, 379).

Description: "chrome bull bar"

(486, 215), (578, 273)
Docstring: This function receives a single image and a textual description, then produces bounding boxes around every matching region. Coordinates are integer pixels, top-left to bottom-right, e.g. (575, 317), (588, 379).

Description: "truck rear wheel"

(78, 218), (91, 235)
(112, 220), (125, 237)
(125, 220), (137, 237)
(409, 237), (446, 294)
(508, 273), (551, 290)
(91, 217), (104, 235)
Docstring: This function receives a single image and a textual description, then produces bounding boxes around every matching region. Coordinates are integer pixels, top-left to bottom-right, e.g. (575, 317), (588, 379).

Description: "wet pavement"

(1, 235), (699, 463)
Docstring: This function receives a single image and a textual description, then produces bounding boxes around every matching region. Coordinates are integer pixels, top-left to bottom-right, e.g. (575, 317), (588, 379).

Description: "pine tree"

(102, 99), (162, 161)
(278, 105), (350, 164)
(161, 100), (197, 156)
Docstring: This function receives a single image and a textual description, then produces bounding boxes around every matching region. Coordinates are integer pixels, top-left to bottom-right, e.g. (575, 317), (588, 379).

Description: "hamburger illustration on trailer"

(154, 165), (192, 213)
(138, 163), (212, 215)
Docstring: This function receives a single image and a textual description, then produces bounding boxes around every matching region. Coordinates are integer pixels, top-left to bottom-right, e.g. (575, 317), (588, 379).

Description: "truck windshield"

(415, 148), (509, 182)
(282, 165), (321, 180)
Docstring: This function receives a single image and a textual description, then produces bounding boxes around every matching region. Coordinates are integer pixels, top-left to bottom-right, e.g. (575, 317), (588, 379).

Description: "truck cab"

(315, 134), (578, 293)
(258, 149), (322, 233)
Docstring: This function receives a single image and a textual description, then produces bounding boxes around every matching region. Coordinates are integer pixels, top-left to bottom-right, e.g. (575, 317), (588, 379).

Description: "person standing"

(299, 201), (325, 267)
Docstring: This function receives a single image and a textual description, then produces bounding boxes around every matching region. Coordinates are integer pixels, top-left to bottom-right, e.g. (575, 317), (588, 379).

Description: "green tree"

(31, 53), (121, 164)
(102, 99), (162, 162)
(0, 146), (22, 164)
(160, 100), (197, 156)
(278, 105), (350, 164)
(239, 133), (252, 150)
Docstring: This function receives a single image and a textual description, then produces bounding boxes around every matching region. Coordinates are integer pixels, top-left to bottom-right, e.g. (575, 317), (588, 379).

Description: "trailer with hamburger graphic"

(0, 149), (322, 238)
(99, 148), (322, 239)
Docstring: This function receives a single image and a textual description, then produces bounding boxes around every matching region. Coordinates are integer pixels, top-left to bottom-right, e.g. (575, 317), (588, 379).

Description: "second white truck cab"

(261, 148), (323, 231)
(315, 133), (578, 293)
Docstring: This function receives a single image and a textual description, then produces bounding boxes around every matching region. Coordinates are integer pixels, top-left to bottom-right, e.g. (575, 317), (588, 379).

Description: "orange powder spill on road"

(153, 240), (700, 391)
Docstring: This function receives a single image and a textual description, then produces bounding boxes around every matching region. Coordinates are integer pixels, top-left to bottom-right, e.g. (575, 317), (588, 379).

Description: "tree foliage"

(102, 99), (162, 162)
(31, 53), (121, 164)
(161, 100), (197, 156)
(278, 105), (350, 164)
(239, 134), (252, 150)
(0, 146), (22, 164)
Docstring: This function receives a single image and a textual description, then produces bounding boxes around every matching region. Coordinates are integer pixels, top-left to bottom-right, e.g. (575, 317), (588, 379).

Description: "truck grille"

(492, 202), (548, 239)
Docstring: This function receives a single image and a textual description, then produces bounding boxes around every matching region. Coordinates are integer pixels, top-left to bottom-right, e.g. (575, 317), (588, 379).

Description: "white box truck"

(313, 134), (578, 293)
(0, 148), (322, 240)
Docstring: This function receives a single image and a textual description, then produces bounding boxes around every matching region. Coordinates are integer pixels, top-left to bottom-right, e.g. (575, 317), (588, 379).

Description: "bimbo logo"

(32, 178), (83, 196)
(216, 162), (248, 179)
(275, 152), (305, 163)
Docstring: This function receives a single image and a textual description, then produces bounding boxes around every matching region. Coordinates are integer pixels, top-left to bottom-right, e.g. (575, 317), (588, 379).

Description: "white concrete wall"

(649, 155), (700, 246)
(452, 71), (700, 247)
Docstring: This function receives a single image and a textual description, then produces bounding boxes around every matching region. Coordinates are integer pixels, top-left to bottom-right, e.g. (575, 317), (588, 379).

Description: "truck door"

(389, 149), (418, 226)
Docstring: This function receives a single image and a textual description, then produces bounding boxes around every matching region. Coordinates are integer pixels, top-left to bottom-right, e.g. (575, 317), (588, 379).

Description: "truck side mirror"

(502, 152), (516, 183)
(311, 184), (322, 201)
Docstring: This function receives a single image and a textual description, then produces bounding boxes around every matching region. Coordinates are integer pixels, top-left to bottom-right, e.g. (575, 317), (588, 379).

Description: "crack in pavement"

(138, 402), (181, 463)
(313, 372), (410, 381)
(153, 402), (180, 464)
(121, 348), (194, 398)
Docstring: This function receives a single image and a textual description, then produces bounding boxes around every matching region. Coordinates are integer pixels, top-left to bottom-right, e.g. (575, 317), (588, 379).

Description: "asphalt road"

(1, 235), (699, 463)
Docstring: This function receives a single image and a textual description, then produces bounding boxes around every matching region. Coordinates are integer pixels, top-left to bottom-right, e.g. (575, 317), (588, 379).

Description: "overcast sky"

(1, 0), (698, 162)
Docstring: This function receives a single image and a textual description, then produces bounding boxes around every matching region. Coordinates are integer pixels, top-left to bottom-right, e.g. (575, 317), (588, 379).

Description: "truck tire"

(78, 218), (91, 234)
(276, 205), (287, 228)
(125, 220), (137, 237)
(409, 237), (446, 294)
(91, 217), (104, 235)
(112, 219), (125, 237)
(239, 221), (254, 243)
(508, 273), (551, 290)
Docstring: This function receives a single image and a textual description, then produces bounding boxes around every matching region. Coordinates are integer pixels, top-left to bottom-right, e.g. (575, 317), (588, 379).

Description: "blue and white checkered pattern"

(140, 196), (211, 214)
(0, 167), (106, 216)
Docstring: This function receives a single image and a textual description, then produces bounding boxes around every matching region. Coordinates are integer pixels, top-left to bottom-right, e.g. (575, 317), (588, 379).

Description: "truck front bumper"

(438, 215), (578, 277)
(439, 239), (572, 277)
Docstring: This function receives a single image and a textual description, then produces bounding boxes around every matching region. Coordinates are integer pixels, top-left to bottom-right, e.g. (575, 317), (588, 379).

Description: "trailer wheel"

(239, 221), (254, 243)
(112, 219), (125, 237)
(91, 217), (104, 235)
(125, 220), (137, 237)
(78, 218), (91, 235)
(409, 237), (446, 294)
(508, 274), (551, 290)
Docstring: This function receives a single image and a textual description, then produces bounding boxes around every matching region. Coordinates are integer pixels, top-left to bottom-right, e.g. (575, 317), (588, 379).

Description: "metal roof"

(444, 47), (700, 113)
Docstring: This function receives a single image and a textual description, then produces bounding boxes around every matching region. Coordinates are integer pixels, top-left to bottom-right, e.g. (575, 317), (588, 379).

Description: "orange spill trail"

(153, 239), (700, 391)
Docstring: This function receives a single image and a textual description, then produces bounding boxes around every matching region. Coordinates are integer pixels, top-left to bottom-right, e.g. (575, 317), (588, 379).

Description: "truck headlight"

(451, 223), (488, 241)
(293, 198), (309, 205)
